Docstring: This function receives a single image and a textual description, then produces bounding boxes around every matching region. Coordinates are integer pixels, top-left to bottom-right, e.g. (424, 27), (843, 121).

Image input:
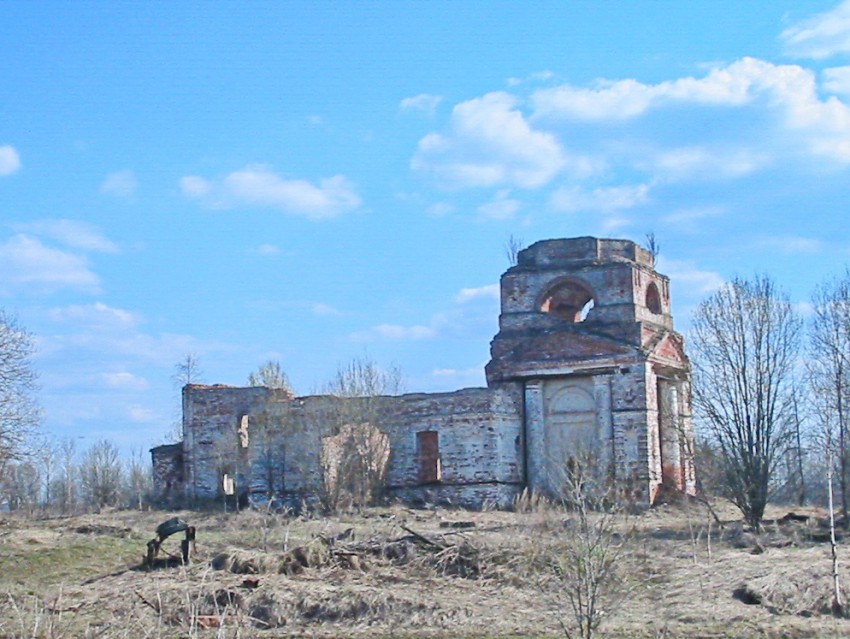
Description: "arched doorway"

(543, 381), (600, 492)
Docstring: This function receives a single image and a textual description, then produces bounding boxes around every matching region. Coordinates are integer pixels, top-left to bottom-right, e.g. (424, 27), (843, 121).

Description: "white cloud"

(781, 1), (850, 59)
(647, 147), (763, 181)
(600, 216), (631, 233)
(455, 284), (500, 303)
(757, 235), (823, 253)
(400, 93), (443, 115)
(478, 190), (523, 220)
(100, 169), (138, 198)
(350, 281), (499, 345)
(0, 234), (100, 294)
(128, 404), (157, 422)
(549, 183), (650, 213)
(411, 91), (577, 189)
(351, 323), (436, 342)
(0, 145), (21, 176)
(432, 366), (481, 377)
(534, 78), (659, 121)
(277, 299), (342, 316)
(180, 175), (211, 197)
(507, 70), (556, 87)
(254, 243), (280, 255)
(656, 258), (725, 294)
(532, 64), (754, 121)
(39, 325), (221, 369)
(181, 165), (362, 219)
(14, 219), (119, 253)
(49, 302), (140, 329)
(430, 366), (485, 388)
(794, 300), (815, 318)
(663, 206), (725, 226)
(533, 57), (850, 164)
(427, 202), (455, 217)
(310, 302), (341, 316)
(103, 371), (149, 391)
(823, 66), (850, 96)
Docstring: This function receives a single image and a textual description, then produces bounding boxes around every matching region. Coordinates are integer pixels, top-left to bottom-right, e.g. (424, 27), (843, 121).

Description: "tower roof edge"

(517, 237), (653, 269)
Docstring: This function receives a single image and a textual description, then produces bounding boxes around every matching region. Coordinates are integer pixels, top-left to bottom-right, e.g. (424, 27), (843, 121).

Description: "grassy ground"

(1, 500), (849, 638)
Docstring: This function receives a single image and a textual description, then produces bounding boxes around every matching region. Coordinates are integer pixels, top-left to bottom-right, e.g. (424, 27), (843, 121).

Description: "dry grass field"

(1, 500), (849, 638)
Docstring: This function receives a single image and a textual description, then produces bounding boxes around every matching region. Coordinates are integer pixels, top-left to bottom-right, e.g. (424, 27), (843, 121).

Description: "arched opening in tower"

(645, 281), (662, 314)
(539, 280), (595, 323)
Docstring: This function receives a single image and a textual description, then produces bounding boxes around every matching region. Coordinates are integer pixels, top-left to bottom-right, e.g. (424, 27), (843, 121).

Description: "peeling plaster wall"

(175, 384), (525, 508)
(607, 365), (654, 500)
(181, 385), (274, 501)
(382, 386), (524, 507)
(644, 363), (663, 499)
(522, 364), (659, 501)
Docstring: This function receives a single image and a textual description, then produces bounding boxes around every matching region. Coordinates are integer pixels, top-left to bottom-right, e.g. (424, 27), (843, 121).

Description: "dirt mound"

(244, 589), (440, 628)
(211, 549), (291, 574)
(735, 559), (839, 616)
(74, 523), (133, 536)
(210, 539), (366, 576)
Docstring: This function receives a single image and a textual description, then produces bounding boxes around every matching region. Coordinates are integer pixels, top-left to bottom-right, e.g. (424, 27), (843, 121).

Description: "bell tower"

(486, 237), (695, 503)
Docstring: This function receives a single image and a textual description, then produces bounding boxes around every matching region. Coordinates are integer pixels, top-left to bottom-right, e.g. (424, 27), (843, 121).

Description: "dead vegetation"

(1, 501), (850, 637)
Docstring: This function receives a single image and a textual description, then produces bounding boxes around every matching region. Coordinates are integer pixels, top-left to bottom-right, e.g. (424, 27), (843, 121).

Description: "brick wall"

(176, 384), (525, 508)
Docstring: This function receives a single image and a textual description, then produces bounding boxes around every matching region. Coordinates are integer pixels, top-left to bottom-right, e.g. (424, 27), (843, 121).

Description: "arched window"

(539, 280), (595, 323)
(645, 281), (662, 314)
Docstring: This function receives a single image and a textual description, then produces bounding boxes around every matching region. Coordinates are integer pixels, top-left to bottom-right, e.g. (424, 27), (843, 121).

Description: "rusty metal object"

(145, 518), (196, 569)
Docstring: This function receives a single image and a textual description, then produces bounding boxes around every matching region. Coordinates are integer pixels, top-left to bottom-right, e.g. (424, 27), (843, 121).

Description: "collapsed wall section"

(181, 385), (274, 501)
(173, 383), (525, 509)
(150, 442), (184, 506)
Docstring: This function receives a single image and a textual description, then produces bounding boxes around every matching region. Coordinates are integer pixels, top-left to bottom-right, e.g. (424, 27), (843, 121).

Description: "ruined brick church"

(152, 237), (695, 508)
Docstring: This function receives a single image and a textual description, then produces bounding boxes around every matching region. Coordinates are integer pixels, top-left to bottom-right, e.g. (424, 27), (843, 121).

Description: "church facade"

(151, 237), (696, 508)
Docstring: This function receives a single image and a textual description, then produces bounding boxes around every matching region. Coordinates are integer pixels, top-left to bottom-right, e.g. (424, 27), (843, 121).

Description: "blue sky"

(2, 1), (849, 453)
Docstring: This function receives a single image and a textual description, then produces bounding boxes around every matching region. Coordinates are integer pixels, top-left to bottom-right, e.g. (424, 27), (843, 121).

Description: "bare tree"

(691, 275), (801, 530)
(790, 393), (808, 506)
(824, 423), (845, 616)
(1, 460), (42, 513)
(808, 270), (850, 523)
(79, 439), (123, 510)
(173, 353), (203, 387)
(245, 404), (288, 501)
(248, 359), (293, 392)
(770, 380), (810, 506)
(167, 353), (204, 443)
(504, 234), (525, 266)
(55, 437), (78, 513)
(38, 441), (57, 510)
(644, 232), (661, 259)
(692, 435), (725, 497)
(318, 358), (401, 511)
(124, 448), (151, 510)
(0, 310), (40, 483)
(535, 444), (636, 639)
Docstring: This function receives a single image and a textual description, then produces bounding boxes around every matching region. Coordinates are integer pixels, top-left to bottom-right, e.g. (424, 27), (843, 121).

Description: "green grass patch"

(1, 534), (143, 591)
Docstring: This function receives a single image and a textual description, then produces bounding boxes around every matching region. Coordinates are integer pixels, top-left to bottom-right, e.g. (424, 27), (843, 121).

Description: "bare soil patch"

(1, 501), (849, 637)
